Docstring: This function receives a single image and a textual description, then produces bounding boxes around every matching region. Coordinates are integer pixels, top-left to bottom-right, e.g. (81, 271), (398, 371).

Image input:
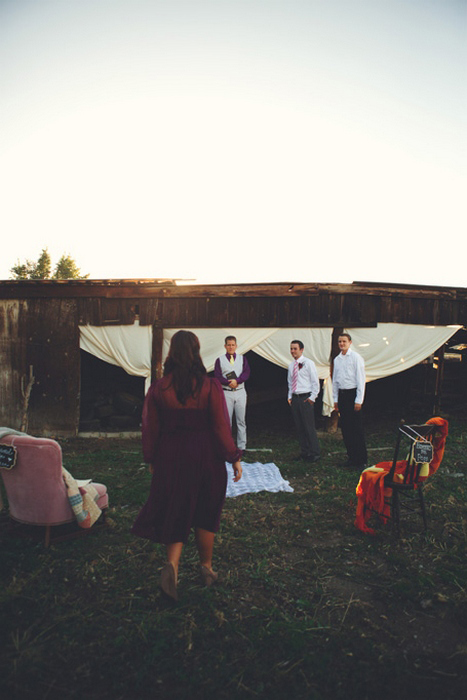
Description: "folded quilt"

(62, 467), (102, 528)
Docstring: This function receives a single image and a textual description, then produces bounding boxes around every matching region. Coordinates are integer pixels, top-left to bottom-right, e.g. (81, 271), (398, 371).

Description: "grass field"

(1, 400), (466, 700)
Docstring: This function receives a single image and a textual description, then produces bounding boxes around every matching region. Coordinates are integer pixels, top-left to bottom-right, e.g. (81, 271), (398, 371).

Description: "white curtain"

(163, 328), (278, 372)
(164, 327), (335, 415)
(79, 323), (460, 417)
(253, 328), (332, 378)
(346, 324), (460, 382)
(253, 328), (334, 416)
(79, 321), (153, 392)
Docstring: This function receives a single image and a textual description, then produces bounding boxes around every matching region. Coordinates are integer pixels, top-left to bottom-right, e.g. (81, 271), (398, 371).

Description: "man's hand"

(228, 379), (238, 388)
(354, 403), (362, 412)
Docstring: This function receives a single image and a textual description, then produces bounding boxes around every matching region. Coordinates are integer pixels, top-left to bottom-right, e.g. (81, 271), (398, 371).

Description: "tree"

(9, 260), (36, 280)
(32, 248), (52, 279)
(52, 254), (89, 280)
(10, 247), (51, 279)
(10, 249), (89, 280)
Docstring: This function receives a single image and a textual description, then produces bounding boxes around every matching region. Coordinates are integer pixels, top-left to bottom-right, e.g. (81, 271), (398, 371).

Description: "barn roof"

(0, 279), (465, 327)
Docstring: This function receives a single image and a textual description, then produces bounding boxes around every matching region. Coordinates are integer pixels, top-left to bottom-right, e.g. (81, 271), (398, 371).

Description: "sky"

(0, 0), (465, 287)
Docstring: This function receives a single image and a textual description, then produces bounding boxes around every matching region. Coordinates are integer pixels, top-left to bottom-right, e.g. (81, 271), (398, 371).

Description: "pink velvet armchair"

(0, 432), (108, 547)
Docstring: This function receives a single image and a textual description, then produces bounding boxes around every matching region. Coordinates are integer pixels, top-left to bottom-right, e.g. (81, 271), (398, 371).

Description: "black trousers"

(290, 394), (320, 458)
(338, 388), (367, 466)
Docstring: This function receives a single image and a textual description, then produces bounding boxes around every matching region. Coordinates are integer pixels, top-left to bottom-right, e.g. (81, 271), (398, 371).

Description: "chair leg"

(392, 490), (401, 538)
(45, 525), (51, 548)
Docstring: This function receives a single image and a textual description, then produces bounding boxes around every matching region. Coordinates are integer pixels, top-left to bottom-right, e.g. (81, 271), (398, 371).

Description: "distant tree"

(10, 247), (51, 279)
(9, 260), (36, 280)
(10, 249), (89, 280)
(53, 254), (89, 280)
(32, 248), (52, 279)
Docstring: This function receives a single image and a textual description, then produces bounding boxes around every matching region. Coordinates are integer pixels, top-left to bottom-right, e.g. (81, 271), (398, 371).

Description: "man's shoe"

(306, 455), (320, 463)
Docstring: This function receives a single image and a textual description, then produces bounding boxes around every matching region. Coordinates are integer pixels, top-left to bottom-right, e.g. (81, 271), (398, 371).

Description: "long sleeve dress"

(131, 375), (241, 544)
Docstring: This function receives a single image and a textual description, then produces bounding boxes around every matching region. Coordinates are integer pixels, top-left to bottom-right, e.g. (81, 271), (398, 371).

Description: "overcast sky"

(0, 0), (465, 286)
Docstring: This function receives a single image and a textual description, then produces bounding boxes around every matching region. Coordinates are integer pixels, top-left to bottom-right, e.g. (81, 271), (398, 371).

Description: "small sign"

(414, 441), (433, 464)
(0, 444), (17, 469)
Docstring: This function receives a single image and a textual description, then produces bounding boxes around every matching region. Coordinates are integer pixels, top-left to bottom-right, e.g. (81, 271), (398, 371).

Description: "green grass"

(1, 405), (466, 699)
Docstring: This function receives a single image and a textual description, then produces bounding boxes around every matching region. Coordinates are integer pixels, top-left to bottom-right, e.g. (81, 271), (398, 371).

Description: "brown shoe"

(200, 565), (218, 587)
(160, 562), (178, 601)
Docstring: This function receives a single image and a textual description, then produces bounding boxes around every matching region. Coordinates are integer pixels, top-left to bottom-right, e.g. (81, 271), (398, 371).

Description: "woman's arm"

(141, 383), (161, 464)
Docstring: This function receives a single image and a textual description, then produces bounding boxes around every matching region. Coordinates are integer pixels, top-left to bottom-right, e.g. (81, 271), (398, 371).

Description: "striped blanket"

(62, 467), (102, 528)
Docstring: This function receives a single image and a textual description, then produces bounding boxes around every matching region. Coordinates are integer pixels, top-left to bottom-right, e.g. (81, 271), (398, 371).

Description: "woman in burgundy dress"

(132, 330), (242, 601)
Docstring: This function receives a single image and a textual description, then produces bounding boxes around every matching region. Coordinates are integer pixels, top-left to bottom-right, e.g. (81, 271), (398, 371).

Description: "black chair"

(384, 421), (438, 537)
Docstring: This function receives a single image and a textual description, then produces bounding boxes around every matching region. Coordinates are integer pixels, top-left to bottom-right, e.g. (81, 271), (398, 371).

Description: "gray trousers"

(290, 394), (320, 459)
(223, 388), (247, 450)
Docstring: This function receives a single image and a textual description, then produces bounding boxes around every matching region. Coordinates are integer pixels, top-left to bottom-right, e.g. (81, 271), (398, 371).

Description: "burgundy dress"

(131, 375), (241, 544)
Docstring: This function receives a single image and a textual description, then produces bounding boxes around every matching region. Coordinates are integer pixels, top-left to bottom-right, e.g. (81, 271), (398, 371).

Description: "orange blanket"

(355, 417), (448, 535)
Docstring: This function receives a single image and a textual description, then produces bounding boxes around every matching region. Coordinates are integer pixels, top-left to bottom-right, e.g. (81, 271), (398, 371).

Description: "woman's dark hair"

(163, 330), (207, 404)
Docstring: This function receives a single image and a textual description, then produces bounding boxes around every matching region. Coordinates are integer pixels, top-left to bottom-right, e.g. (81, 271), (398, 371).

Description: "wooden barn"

(0, 279), (466, 436)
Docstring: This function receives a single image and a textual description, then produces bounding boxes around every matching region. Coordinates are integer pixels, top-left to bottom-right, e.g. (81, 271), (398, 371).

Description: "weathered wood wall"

(0, 300), (26, 430)
(0, 299), (80, 436)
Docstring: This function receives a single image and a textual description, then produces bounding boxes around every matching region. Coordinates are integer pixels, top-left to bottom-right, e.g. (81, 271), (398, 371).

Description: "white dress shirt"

(287, 355), (320, 402)
(332, 347), (366, 404)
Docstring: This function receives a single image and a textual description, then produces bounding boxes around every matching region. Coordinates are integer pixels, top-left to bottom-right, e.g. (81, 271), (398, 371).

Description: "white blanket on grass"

(225, 461), (293, 498)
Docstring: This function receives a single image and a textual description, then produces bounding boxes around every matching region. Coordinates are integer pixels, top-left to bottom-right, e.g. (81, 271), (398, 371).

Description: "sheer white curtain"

(347, 324), (460, 382)
(253, 328), (332, 376)
(163, 327), (332, 375)
(79, 323), (460, 417)
(79, 321), (153, 392)
(253, 328), (334, 415)
(163, 328), (278, 371)
(163, 327), (335, 415)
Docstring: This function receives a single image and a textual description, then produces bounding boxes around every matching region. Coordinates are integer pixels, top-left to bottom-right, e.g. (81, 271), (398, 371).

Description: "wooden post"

(152, 326), (164, 383)
(433, 343), (445, 415)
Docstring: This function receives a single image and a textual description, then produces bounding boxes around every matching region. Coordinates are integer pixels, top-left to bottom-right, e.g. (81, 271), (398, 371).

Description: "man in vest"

(214, 335), (250, 450)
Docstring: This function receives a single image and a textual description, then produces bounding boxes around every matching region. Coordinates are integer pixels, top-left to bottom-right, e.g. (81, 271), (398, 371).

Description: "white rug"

(225, 461), (294, 498)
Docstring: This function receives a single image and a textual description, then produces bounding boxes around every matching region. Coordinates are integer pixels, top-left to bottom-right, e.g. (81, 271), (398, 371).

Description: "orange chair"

(355, 417), (448, 536)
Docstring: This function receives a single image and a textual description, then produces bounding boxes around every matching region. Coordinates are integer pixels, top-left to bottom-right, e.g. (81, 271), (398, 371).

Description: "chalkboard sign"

(414, 441), (433, 464)
(0, 444), (17, 469)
